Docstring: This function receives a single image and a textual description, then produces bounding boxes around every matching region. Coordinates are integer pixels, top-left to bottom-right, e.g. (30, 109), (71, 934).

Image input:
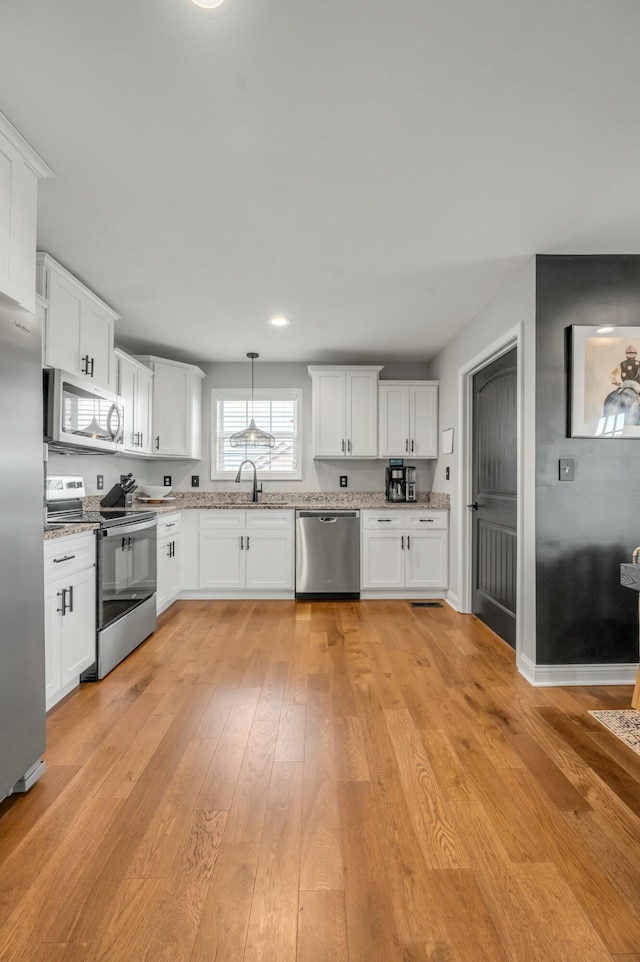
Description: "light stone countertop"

(44, 491), (450, 539)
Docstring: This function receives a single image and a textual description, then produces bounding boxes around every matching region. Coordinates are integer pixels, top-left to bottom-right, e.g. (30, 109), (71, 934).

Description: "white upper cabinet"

(135, 355), (205, 459)
(0, 112), (53, 312)
(378, 382), (439, 458)
(116, 349), (154, 455)
(37, 253), (119, 392)
(308, 366), (383, 458)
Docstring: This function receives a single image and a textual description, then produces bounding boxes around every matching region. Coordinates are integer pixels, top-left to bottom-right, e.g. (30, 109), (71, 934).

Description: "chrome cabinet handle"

(56, 587), (68, 616)
(53, 554), (76, 564)
(81, 355), (89, 376)
(89, 357), (95, 377)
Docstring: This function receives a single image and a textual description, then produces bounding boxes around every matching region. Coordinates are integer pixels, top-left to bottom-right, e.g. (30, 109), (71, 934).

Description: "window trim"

(211, 388), (303, 481)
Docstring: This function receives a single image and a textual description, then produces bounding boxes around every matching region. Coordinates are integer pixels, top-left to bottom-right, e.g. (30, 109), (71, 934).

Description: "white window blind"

(212, 389), (302, 479)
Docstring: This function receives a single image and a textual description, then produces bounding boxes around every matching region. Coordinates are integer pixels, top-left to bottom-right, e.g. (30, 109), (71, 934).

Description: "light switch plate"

(559, 459), (574, 481)
(191, 475), (199, 487)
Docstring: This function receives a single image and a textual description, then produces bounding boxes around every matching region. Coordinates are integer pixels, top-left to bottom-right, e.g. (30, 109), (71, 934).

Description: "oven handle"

(101, 518), (158, 538)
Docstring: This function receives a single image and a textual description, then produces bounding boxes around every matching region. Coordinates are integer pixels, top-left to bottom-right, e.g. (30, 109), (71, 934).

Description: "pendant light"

(230, 352), (275, 449)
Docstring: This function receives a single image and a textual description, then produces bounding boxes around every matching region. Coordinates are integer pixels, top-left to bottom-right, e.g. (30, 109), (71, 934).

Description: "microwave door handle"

(107, 402), (123, 442)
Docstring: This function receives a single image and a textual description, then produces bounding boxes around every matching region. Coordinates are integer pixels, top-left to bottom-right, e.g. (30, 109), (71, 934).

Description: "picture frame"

(442, 427), (454, 454)
(570, 325), (640, 438)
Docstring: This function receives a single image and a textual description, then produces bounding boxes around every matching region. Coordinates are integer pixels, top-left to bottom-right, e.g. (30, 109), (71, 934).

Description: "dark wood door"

(471, 348), (517, 648)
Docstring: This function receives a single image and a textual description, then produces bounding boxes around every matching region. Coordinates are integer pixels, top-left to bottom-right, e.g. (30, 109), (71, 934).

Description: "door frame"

(457, 323), (524, 659)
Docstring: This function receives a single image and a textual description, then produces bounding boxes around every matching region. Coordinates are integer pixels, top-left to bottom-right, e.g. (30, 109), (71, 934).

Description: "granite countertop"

(84, 491), (451, 513)
(44, 491), (450, 539)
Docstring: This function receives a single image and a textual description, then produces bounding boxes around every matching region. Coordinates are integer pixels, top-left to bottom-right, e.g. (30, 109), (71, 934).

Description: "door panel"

(405, 531), (448, 588)
(410, 385), (438, 457)
(199, 531), (243, 588)
(245, 532), (293, 590)
(471, 348), (517, 647)
(347, 371), (378, 456)
(361, 532), (404, 588)
(378, 385), (409, 457)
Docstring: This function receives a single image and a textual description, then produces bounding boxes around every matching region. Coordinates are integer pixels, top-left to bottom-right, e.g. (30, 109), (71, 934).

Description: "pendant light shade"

(230, 353), (276, 449)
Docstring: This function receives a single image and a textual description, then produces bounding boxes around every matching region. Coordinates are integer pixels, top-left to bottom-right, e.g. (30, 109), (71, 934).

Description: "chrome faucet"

(235, 459), (262, 502)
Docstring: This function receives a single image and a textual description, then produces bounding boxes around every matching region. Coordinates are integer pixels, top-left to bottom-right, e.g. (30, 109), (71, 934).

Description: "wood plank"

(334, 715), (369, 781)
(189, 842), (259, 962)
(297, 891), (349, 962)
(274, 704), (307, 762)
(243, 762), (303, 962)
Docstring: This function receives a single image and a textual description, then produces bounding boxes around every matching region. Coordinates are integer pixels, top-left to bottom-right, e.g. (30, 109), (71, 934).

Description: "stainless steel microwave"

(44, 369), (124, 454)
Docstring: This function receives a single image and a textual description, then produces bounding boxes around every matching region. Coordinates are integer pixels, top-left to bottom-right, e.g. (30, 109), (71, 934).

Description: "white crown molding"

(0, 111), (54, 179)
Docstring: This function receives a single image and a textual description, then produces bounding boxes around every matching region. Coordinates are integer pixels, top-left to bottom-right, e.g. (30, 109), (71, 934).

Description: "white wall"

(428, 258), (537, 664)
(48, 361), (438, 496)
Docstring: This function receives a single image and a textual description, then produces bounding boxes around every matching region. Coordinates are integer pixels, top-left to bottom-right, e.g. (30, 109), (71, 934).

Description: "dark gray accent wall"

(536, 255), (640, 665)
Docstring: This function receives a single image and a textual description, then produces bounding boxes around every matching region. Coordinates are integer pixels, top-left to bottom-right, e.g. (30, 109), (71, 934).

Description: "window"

(212, 389), (302, 480)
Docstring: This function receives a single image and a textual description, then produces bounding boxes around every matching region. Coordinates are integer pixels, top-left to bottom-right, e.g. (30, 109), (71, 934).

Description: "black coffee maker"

(385, 459), (417, 502)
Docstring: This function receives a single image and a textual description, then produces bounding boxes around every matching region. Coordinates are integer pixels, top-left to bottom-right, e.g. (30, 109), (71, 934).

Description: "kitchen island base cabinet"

(156, 513), (182, 613)
(44, 534), (96, 711)
(361, 509), (448, 593)
(197, 510), (294, 593)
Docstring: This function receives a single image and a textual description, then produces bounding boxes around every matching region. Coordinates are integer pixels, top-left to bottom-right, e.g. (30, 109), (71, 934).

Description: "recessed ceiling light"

(597, 326), (615, 334)
(268, 316), (290, 327)
(190, 0), (225, 7)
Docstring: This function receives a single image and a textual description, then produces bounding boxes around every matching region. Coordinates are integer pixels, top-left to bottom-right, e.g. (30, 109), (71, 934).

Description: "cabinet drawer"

(405, 511), (448, 530)
(44, 533), (95, 582)
(157, 512), (181, 539)
(246, 510), (294, 530)
(199, 510), (245, 530)
(361, 511), (405, 530)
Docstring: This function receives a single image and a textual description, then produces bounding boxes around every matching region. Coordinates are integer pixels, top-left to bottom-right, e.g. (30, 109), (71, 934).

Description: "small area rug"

(589, 709), (640, 755)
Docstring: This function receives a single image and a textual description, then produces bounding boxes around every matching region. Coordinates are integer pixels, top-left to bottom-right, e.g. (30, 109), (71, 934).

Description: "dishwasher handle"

(319, 517), (337, 523)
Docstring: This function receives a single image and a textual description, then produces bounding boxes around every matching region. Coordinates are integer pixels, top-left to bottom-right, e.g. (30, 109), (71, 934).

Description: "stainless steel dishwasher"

(295, 510), (360, 599)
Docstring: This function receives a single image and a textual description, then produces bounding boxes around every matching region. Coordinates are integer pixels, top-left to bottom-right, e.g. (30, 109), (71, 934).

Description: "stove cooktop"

(45, 509), (156, 529)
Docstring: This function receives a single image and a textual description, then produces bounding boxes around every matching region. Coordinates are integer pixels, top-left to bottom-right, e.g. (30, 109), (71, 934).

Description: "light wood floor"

(1, 600), (640, 962)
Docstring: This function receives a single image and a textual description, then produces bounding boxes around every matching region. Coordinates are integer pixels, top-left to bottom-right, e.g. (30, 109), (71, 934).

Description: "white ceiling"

(2, 0), (640, 364)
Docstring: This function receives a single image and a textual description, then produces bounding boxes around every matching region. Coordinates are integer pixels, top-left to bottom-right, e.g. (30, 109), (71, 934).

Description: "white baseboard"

(179, 590), (295, 601)
(360, 589), (447, 601)
(445, 589), (461, 612)
(518, 653), (638, 687)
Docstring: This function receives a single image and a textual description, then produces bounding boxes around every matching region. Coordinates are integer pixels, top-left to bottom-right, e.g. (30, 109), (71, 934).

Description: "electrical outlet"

(97, 474), (104, 490)
(163, 475), (172, 487)
(191, 475), (199, 487)
(339, 475), (348, 488)
(445, 466), (450, 481)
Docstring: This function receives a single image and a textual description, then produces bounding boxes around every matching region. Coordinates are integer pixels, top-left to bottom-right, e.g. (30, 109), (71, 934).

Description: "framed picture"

(571, 325), (640, 437)
(442, 427), (454, 454)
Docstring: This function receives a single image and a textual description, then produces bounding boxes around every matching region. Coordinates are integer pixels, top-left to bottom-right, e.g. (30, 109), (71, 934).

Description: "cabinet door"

(156, 539), (170, 612)
(0, 132), (38, 311)
(199, 530), (244, 588)
(312, 371), (346, 457)
(378, 384), (410, 457)
(136, 366), (154, 455)
(45, 269), (84, 376)
(118, 356), (138, 453)
(84, 300), (115, 391)
(43, 579), (63, 708)
(245, 531), (293, 590)
(60, 567), (96, 684)
(361, 531), (405, 589)
(346, 370), (378, 457)
(153, 361), (191, 457)
(166, 535), (182, 599)
(405, 530), (448, 589)
(410, 385), (438, 458)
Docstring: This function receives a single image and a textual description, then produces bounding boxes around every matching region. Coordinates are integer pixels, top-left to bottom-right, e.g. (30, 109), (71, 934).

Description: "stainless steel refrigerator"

(0, 292), (46, 802)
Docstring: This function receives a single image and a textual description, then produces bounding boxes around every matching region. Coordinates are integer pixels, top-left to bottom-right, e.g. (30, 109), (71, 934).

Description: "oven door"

(97, 518), (157, 631)
(45, 369), (124, 454)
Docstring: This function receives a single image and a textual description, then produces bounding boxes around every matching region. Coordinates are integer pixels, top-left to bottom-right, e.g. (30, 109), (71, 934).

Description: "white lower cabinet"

(156, 513), (182, 613)
(43, 533), (96, 710)
(198, 510), (294, 592)
(361, 509), (448, 591)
